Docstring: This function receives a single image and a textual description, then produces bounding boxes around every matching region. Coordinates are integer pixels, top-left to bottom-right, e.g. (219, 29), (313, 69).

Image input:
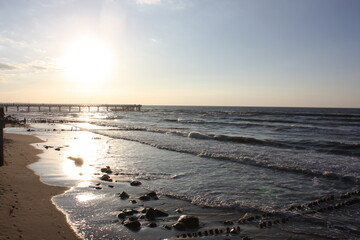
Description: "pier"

(0, 103), (142, 113)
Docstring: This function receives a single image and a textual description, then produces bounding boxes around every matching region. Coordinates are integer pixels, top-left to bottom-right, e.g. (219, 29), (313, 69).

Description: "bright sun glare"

(63, 37), (113, 84)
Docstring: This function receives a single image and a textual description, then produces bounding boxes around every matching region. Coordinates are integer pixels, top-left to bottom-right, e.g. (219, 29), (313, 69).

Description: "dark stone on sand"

(131, 200), (137, 204)
(130, 181), (142, 186)
(108, 185), (114, 188)
(139, 195), (150, 201)
(118, 212), (126, 219)
(95, 186), (102, 190)
(123, 219), (141, 231)
(119, 191), (129, 199)
(55, 147), (61, 151)
(175, 215), (199, 229)
(147, 222), (157, 228)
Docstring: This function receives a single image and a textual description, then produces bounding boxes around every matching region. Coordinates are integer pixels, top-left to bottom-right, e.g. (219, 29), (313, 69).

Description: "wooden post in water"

(0, 107), (4, 166)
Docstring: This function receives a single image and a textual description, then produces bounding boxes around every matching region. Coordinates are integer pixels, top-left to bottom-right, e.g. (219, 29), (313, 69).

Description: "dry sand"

(0, 133), (81, 240)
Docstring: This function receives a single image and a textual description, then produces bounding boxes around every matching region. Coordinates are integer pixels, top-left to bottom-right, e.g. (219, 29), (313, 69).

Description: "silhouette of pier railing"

(0, 103), (142, 113)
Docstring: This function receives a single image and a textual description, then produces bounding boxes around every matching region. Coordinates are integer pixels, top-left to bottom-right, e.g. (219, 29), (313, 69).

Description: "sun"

(63, 37), (113, 85)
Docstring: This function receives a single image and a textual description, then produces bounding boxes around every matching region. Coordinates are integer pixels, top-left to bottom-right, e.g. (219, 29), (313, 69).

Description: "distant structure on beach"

(0, 103), (142, 112)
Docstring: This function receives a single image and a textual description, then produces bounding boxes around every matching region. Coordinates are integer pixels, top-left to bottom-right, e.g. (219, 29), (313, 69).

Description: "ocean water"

(7, 106), (360, 239)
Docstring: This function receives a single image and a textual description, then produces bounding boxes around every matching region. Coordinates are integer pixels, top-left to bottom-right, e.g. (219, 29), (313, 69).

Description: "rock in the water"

(148, 222), (157, 228)
(146, 208), (156, 220)
(175, 208), (184, 213)
(100, 174), (112, 181)
(119, 191), (129, 199)
(136, 207), (147, 213)
(130, 181), (142, 186)
(122, 209), (138, 215)
(175, 215), (199, 229)
(128, 216), (138, 221)
(123, 219), (141, 231)
(163, 225), (172, 230)
(139, 195), (150, 201)
(146, 208), (169, 220)
(172, 222), (186, 231)
(223, 220), (234, 225)
(101, 166), (113, 174)
(147, 191), (157, 198)
(230, 227), (238, 234)
(154, 209), (168, 217)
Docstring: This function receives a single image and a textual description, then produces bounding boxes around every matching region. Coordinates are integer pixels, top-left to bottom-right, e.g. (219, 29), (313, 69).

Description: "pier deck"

(0, 103), (142, 112)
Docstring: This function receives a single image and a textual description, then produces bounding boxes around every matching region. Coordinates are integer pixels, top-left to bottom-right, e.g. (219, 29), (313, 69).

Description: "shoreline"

(2, 124), (357, 239)
(0, 133), (81, 240)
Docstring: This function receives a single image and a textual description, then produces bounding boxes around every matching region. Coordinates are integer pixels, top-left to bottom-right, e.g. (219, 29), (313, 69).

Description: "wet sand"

(0, 133), (80, 240)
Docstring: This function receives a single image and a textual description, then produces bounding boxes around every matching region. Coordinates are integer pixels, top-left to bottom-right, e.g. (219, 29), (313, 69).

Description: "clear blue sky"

(0, 0), (359, 107)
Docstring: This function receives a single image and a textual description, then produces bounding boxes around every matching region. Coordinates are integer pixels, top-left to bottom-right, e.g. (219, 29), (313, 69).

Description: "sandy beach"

(0, 133), (80, 240)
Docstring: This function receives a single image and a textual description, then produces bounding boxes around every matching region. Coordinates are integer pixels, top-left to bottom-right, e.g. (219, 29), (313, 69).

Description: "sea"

(6, 106), (360, 239)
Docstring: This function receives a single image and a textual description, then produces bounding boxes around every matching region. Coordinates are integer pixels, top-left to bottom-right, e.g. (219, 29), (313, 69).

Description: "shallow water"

(6, 106), (360, 239)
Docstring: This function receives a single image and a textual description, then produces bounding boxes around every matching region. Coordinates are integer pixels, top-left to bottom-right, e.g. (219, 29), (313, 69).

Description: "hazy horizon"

(1, 0), (359, 108)
(1, 102), (360, 110)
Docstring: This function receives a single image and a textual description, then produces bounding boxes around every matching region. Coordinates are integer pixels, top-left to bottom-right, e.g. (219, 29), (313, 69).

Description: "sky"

(0, 0), (359, 107)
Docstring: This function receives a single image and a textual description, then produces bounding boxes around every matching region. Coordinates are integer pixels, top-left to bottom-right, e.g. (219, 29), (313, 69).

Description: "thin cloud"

(0, 62), (16, 70)
(24, 59), (60, 72)
(32, 66), (48, 71)
(150, 38), (160, 44)
(0, 37), (28, 48)
(136, 0), (161, 5)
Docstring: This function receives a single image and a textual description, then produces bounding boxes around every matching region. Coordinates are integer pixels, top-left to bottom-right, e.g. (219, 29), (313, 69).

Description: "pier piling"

(0, 107), (4, 166)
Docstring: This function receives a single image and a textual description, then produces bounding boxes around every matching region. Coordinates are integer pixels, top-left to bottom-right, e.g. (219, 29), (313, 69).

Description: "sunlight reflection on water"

(76, 193), (98, 202)
(61, 131), (101, 180)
